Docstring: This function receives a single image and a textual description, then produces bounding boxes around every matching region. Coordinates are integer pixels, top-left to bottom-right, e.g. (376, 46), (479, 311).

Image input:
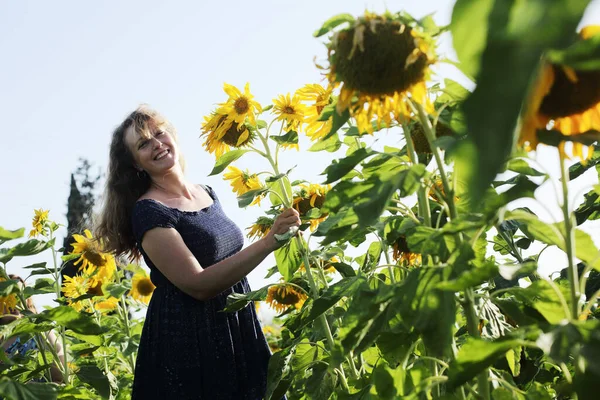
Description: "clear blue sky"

(2, 0), (599, 310)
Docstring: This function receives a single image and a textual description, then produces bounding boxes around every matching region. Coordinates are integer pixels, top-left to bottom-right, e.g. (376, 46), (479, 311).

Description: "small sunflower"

(223, 166), (263, 205)
(428, 177), (459, 204)
(392, 235), (421, 266)
(62, 275), (92, 312)
(272, 93), (307, 132)
(217, 82), (262, 129)
(292, 183), (331, 231)
(80, 254), (116, 287)
(297, 84), (334, 141)
(130, 271), (156, 305)
(266, 284), (308, 313)
(0, 277), (18, 314)
(70, 230), (110, 270)
(520, 25), (600, 160)
(246, 216), (274, 240)
(94, 297), (119, 313)
(325, 12), (436, 134)
(29, 208), (49, 238)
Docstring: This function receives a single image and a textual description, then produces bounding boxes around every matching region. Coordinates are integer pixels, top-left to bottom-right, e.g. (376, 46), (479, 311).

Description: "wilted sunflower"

(520, 26), (600, 160)
(130, 271), (156, 305)
(0, 277), (18, 314)
(246, 216), (274, 240)
(216, 82), (262, 129)
(297, 84), (333, 141)
(272, 93), (307, 132)
(266, 284), (308, 313)
(62, 275), (92, 312)
(94, 297), (119, 313)
(325, 12), (436, 134)
(292, 183), (330, 231)
(29, 208), (49, 238)
(223, 166), (263, 205)
(392, 235), (421, 266)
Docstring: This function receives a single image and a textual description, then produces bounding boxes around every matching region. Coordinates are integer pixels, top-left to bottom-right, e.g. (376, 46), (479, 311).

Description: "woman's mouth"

(154, 149), (170, 160)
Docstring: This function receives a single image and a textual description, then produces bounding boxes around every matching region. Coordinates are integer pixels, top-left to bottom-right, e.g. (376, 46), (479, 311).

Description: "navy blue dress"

(130, 185), (272, 399)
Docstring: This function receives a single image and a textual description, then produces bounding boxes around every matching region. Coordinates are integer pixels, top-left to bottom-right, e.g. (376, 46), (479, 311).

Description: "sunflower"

(217, 82), (262, 129)
(62, 275), (92, 312)
(223, 166), (263, 205)
(292, 183), (330, 231)
(71, 230), (109, 270)
(325, 12), (436, 134)
(94, 297), (119, 313)
(0, 277), (18, 314)
(200, 112), (255, 158)
(246, 216), (274, 240)
(411, 121), (454, 154)
(519, 25), (600, 160)
(392, 235), (421, 266)
(266, 284), (308, 313)
(428, 177), (459, 204)
(297, 84), (334, 141)
(29, 208), (49, 238)
(130, 271), (156, 305)
(272, 93), (307, 132)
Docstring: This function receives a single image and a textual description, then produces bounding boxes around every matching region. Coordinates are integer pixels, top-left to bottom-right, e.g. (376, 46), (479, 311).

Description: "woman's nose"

(152, 137), (163, 149)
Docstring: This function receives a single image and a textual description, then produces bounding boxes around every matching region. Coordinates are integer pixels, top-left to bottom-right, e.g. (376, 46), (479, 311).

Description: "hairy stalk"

(402, 122), (432, 227)
(49, 230), (69, 383)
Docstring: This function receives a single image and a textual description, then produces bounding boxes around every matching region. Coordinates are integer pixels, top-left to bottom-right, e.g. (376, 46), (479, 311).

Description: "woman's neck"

(150, 171), (193, 200)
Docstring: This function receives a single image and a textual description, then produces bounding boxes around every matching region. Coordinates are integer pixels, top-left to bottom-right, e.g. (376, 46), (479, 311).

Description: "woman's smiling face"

(124, 122), (179, 176)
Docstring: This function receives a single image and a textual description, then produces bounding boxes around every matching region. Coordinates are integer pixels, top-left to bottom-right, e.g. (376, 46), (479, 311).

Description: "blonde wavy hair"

(94, 105), (185, 260)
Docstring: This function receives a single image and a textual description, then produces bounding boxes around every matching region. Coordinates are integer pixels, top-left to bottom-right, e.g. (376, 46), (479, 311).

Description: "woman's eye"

(155, 131), (164, 137)
(139, 141), (148, 149)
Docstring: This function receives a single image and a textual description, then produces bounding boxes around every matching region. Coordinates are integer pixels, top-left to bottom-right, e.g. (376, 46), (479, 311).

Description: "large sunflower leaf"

(455, 0), (591, 203)
(208, 149), (250, 176)
(0, 227), (24, 246)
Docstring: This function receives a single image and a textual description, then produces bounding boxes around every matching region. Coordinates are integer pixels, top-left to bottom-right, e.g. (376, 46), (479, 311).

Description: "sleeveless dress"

(130, 185), (273, 400)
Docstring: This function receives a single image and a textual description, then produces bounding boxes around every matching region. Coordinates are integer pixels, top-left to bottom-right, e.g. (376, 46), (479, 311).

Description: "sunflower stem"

(116, 270), (136, 373)
(402, 122), (431, 227)
(559, 154), (580, 320)
(49, 230), (70, 383)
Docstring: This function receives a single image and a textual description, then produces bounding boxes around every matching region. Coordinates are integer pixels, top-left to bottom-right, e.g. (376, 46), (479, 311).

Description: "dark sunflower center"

(234, 97), (249, 114)
(284, 106), (295, 115)
(316, 104), (325, 115)
(539, 65), (600, 118)
(87, 282), (103, 296)
(411, 122), (453, 154)
(273, 289), (300, 305)
(137, 279), (155, 296)
(295, 195), (326, 215)
(333, 20), (428, 95)
(221, 122), (253, 147)
(83, 250), (107, 267)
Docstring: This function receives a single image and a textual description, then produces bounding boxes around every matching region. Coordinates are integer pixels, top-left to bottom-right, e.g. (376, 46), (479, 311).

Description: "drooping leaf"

(208, 149), (250, 176)
(322, 148), (374, 184)
(313, 13), (355, 37)
(37, 306), (105, 335)
(308, 132), (342, 153)
(0, 227), (24, 245)
(223, 285), (270, 313)
(76, 365), (111, 399)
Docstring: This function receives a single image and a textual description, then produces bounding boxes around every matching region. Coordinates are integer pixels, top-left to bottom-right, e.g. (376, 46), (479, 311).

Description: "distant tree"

(61, 158), (102, 287)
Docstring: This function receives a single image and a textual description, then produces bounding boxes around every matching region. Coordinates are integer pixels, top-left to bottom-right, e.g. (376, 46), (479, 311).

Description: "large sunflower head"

(392, 235), (421, 266)
(223, 166), (263, 202)
(292, 183), (331, 231)
(130, 271), (156, 305)
(520, 25), (600, 159)
(80, 253), (117, 287)
(70, 230), (113, 271)
(246, 216), (274, 240)
(325, 12), (436, 133)
(62, 274), (93, 312)
(296, 84), (334, 141)
(200, 112), (256, 158)
(272, 93), (307, 132)
(29, 208), (49, 238)
(266, 284), (308, 313)
(218, 82), (262, 127)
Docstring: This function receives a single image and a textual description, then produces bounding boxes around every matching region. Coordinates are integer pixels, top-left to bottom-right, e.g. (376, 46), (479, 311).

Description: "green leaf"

(457, 0), (591, 201)
(450, 0), (494, 78)
(0, 279), (20, 297)
(569, 148), (600, 180)
(0, 377), (57, 400)
(271, 130), (299, 146)
(323, 106), (350, 140)
(330, 261), (356, 277)
(313, 13), (355, 37)
(308, 133), (342, 153)
(574, 190), (600, 225)
(104, 282), (129, 298)
(264, 347), (294, 400)
(208, 149), (249, 176)
(0, 227), (24, 245)
(223, 285), (269, 313)
(291, 339), (321, 373)
(437, 79), (472, 104)
(437, 261), (498, 291)
(268, 176), (292, 207)
(237, 188), (267, 208)
(506, 280), (570, 324)
(76, 365), (111, 399)
(322, 148), (374, 184)
(305, 362), (336, 400)
(448, 337), (523, 389)
(274, 238), (303, 281)
(506, 158), (547, 177)
(4, 238), (54, 260)
(373, 359), (405, 400)
(37, 306), (106, 335)
(547, 33), (600, 70)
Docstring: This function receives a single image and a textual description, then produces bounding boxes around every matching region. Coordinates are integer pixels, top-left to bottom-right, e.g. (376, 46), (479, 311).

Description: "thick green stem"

(50, 231), (69, 383)
(464, 289), (490, 400)
(560, 155), (580, 320)
(402, 123), (431, 226)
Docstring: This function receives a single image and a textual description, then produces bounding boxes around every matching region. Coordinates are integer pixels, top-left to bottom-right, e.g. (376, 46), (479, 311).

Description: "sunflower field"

(3, 0), (600, 399)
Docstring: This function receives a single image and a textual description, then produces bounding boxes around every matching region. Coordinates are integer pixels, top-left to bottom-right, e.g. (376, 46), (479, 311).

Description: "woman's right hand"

(262, 208), (301, 252)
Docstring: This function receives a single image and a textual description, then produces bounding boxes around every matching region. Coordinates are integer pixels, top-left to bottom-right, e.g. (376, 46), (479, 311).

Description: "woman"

(94, 105), (299, 399)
